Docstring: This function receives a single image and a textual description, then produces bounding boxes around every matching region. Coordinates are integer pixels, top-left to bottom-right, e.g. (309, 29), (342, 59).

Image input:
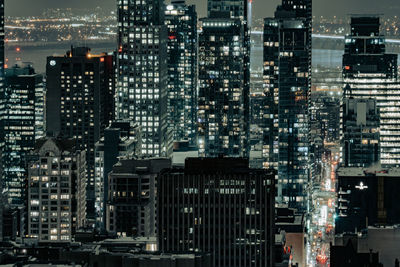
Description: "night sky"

(6, 0), (400, 18)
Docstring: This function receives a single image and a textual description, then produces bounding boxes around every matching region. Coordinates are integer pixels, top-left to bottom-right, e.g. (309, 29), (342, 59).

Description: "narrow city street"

(307, 151), (338, 267)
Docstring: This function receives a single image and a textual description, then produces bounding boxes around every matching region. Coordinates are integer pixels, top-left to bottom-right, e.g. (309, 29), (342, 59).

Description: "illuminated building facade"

(263, 0), (312, 209)
(46, 47), (114, 219)
(116, 0), (172, 158)
(1, 65), (43, 205)
(207, 0), (247, 20)
(106, 158), (171, 237)
(27, 138), (86, 242)
(94, 121), (141, 230)
(342, 98), (380, 167)
(165, 1), (197, 146)
(158, 158), (275, 267)
(198, 11), (249, 157)
(342, 16), (400, 167)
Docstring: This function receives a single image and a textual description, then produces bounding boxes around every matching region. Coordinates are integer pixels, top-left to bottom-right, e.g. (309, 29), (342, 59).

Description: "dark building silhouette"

(106, 158), (171, 237)
(158, 158), (275, 267)
(342, 98), (380, 167)
(165, 1), (198, 146)
(263, 0), (312, 210)
(46, 46), (114, 219)
(330, 238), (381, 267)
(94, 121), (141, 230)
(336, 167), (400, 234)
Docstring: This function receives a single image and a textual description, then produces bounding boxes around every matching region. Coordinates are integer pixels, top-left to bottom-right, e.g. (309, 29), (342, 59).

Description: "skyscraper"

(46, 47), (114, 219)
(342, 16), (400, 167)
(94, 120), (141, 230)
(27, 138), (86, 242)
(198, 0), (250, 157)
(1, 65), (43, 205)
(207, 0), (247, 20)
(116, 0), (172, 158)
(165, 1), (198, 146)
(263, 0), (312, 209)
(158, 158), (275, 267)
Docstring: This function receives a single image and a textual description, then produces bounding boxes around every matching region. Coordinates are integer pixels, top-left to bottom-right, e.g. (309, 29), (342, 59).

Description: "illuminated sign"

(355, 181), (368, 190)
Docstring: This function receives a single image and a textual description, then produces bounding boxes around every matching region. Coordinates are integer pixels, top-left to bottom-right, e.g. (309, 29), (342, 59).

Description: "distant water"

(6, 43), (116, 74)
(6, 43), (350, 74)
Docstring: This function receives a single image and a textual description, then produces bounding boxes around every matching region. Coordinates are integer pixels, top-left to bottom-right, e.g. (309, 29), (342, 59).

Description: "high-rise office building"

(165, 1), (198, 146)
(263, 0), (312, 209)
(158, 158), (275, 267)
(27, 138), (86, 242)
(1, 65), (43, 205)
(106, 158), (171, 237)
(94, 120), (141, 230)
(198, 9), (250, 157)
(342, 16), (400, 167)
(116, 0), (172, 158)
(207, 0), (247, 20)
(46, 46), (114, 219)
(342, 97), (380, 167)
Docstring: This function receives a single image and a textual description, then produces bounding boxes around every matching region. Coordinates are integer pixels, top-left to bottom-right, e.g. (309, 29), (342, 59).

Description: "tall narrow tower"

(165, 1), (198, 146)
(116, 0), (172, 158)
(263, 0), (312, 210)
(198, 0), (250, 157)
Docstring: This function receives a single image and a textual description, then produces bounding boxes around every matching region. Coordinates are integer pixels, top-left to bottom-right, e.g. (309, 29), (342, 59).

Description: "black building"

(207, 0), (248, 20)
(336, 167), (400, 234)
(330, 237), (381, 267)
(46, 46), (114, 219)
(165, 1), (198, 146)
(158, 158), (275, 267)
(94, 121), (141, 230)
(198, 13), (250, 157)
(342, 97), (380, 167)
(106, 158), (171, 237)
(263, 0), (312, 210)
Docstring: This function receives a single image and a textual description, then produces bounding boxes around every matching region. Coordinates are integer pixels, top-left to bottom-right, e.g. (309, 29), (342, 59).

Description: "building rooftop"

(337, 166), (400, 177)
